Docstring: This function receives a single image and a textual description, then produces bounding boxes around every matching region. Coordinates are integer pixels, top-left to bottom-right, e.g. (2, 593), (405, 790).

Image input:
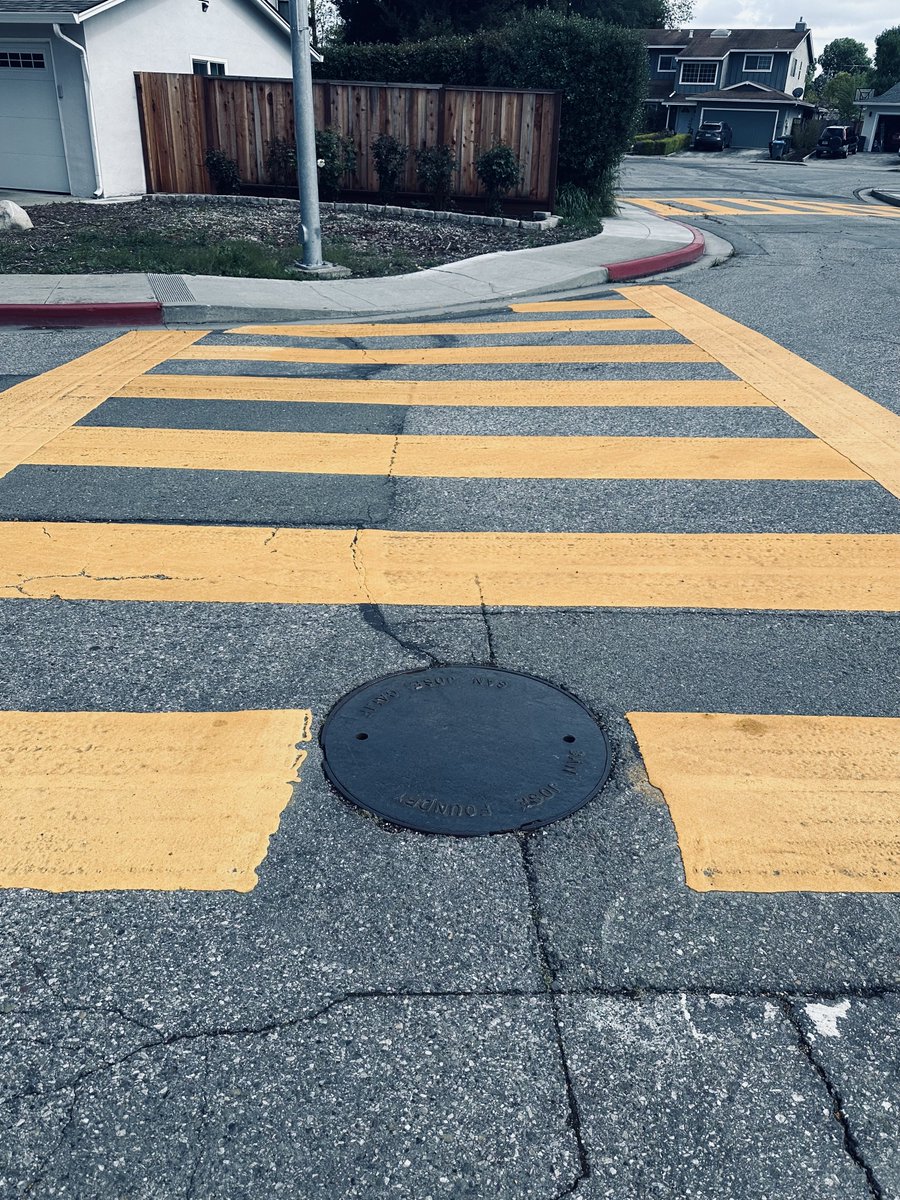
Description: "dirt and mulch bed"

(0, 197), (599, 279)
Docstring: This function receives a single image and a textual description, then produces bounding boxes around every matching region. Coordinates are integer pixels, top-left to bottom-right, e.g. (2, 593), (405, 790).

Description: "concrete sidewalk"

(0, 205), (720, 327)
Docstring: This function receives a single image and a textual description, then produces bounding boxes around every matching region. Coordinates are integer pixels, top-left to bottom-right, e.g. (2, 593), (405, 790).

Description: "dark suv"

(693, 121), (733, 151)
(815, 125), (859, 158)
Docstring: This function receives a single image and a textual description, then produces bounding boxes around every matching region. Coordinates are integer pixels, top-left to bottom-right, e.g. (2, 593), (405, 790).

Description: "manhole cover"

(320, 665), (611, 835)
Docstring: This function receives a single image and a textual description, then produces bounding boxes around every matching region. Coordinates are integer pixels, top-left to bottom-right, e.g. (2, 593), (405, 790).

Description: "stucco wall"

(83, 0), (291, 196)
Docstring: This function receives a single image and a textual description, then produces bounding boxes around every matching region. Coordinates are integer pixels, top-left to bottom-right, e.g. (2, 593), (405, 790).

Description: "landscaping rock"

(0, 200), (33, 233)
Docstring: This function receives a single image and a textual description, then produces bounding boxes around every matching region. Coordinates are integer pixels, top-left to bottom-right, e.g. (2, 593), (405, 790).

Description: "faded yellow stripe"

(0, 330), (205, 480)
(2, 523), (896, 610)
(509, 299), (640, 312)
(116, 376), (767, 408)
(174, 343), (711, 365)
(713, 198), (809, 215)
(623, 197), (750, 216)
(230, 318), (668, 337)
(622, 285), (900, 498)
(29, 426), (868, 481)
(0, 709), (311, 892)
(620, 198), (697, 218)
(628, 711), (900, 893)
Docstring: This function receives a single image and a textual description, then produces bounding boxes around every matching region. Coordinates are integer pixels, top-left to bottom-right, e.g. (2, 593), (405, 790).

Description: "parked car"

(815, 126), (859, 158)
(693, 122), (733, 151)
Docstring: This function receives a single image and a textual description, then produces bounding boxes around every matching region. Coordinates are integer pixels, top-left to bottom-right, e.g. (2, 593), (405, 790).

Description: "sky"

(690, 0), (895, 59)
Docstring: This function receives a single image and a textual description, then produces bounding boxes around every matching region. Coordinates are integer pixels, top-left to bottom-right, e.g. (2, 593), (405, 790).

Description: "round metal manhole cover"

(320, 665), (611, 835)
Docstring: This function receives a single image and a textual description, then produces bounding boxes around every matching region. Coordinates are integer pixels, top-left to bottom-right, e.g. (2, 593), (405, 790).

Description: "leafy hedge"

(631, 133), (690, 155)
(314, 10), (647, 201)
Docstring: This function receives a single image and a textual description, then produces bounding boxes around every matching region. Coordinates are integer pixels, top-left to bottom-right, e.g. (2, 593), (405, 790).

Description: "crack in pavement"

(474, 576), (498, 665)
(779, 999), (886, 1200)
(518, 833), (592, 1199)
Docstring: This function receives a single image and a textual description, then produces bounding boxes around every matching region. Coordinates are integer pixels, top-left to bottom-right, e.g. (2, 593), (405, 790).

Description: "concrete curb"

(0, 301), (162, 328)
(606, 223), (704, 282)
(871, 189), (900, 208)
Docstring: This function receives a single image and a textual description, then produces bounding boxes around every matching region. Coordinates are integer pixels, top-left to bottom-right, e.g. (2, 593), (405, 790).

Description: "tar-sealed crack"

(779, 999), (885, 1199)
(358, 602), (441, 666)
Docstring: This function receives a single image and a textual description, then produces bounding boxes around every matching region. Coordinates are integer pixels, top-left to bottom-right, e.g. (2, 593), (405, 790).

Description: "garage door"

(700, 107), (779, 149)
(0, 42), (69, 192)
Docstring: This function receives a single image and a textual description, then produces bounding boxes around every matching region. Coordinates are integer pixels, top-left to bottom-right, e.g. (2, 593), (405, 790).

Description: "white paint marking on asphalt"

(804, 1000), (851, 1038)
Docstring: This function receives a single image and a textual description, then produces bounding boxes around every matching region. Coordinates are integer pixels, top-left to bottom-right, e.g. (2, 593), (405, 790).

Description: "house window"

(743, 54), (773, 72)
(192, 59), (226, 76)
(0, 50), (46, 68)
(679, 62), (718, 85)
(658, 55), (677, 72)
(276, 0), (290, 19)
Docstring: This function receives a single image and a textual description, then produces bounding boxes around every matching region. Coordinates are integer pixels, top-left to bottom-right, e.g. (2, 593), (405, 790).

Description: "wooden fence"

(134, 73), (561, 209)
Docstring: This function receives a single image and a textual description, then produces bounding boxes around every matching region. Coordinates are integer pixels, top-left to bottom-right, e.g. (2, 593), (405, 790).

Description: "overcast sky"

(691, 0), (895, 59)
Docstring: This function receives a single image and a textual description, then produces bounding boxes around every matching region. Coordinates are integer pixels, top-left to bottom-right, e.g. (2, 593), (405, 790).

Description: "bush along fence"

(134, 72), (561, 211)
(314, 9), (648, 214)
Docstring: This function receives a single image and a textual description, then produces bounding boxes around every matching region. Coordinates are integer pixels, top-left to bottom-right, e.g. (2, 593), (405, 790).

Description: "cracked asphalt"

(2, 165), (900, 1199)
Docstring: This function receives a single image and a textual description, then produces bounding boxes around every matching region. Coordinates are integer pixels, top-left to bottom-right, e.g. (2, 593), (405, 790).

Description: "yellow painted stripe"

(0, 330), (205, 480)
(116, 376), (768, 408)
(712, 198), (810, 215)
(2, 523), (897, 610)
(509, 299), (640, 312)
(0, 709), (310, 892)
(174, 343), (711, 365)
(28, 426), (868, 481)
(628, 712), (900, 893)
(620, 198), (697, 218)
(624, 197), (753, 216)
(621, 285), (900, 498)
(229, 318), (668, 337)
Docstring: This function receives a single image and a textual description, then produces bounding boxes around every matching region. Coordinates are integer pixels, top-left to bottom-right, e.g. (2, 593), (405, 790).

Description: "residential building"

(641, 22), (815, 148)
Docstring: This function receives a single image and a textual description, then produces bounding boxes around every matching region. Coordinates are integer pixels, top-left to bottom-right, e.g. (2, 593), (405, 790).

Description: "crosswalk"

(624, 196), (900, 219)
(1, 286), (898, 895)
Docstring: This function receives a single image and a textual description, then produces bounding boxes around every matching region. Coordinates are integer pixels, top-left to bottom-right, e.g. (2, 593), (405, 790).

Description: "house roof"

(0, 0), (288, 30)
(871, 81), (900, 104)
(664, 82), (814, 108)
(639, 27), (811, 58)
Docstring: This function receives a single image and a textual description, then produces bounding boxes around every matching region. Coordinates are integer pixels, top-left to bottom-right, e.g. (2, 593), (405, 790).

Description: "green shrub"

(316, 129), (357, 199)
(265, 137), (296, 187)
(371, 133), (408, 203)
(414, 144), (456, 209)
(631, 133), (689, 155)
(314, 10), (647, 214)
(556, 183), (605, 229)
(204, 149), (241, 194)
(475, 143), (521, 214)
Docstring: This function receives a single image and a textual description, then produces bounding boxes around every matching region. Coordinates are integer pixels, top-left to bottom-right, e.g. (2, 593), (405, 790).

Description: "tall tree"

(872, 25), (900, 93)
(817, 37), (871, 80)
(334, 0), (676, 44)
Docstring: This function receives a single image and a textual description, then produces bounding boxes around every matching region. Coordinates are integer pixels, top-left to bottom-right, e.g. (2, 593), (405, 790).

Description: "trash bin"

(769, 139), (785, 160)
(857, 134), (866, 153)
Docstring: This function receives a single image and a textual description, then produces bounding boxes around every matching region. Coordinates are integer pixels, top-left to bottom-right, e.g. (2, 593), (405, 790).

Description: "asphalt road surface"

(1, 165), (899, 1199)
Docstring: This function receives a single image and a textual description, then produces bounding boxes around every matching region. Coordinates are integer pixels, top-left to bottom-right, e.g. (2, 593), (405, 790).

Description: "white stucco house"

(0, 0), (291, 197)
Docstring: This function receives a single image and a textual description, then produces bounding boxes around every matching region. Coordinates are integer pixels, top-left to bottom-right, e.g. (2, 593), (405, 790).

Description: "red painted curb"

(0, 301), (163, 328)
(605, 223), (705, 282)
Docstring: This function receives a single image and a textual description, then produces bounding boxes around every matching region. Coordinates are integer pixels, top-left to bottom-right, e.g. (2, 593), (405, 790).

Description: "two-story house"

(641, 22), (815, 148)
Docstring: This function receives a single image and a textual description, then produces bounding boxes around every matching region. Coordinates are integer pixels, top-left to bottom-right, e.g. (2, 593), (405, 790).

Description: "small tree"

(265, 137), (296, 187)
(204, 149), (241, 194)
(475, 142), (521, 215)
(414, 144), (456, 209)
(316, 129), (357, 199)
(823, 72), (867, 122)
(371, 133), (408, 204)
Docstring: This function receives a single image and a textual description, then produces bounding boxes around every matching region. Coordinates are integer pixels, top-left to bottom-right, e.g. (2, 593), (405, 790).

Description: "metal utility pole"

(288, 0), (323, 269)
